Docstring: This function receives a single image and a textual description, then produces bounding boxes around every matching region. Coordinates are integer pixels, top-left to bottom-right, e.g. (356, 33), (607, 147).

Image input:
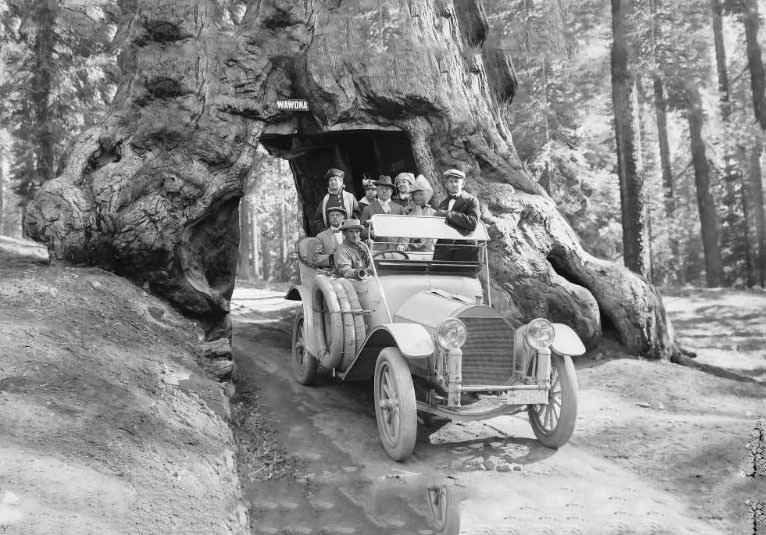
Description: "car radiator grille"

(458, 315), (515, 385)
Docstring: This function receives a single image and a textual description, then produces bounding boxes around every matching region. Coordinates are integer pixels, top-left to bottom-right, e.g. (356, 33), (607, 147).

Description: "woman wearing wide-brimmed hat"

(392, 172), (415, 208)
(406, 174), (435, 216)
(406, 175), (436, 252)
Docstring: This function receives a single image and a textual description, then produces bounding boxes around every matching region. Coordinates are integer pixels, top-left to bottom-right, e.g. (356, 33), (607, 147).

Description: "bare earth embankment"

(0, 256), (249, 535)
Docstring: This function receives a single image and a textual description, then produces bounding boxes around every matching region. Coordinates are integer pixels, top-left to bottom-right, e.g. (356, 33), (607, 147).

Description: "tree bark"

(711, 0), (731, 120)
(238, 197), (251, 282)
(611, 0), (651, 277)
(23, 0), (679, 359)
(743, 0), (766, 129)
(252, 205), (260, 280)
(0, 151), (5, 236)
(686, 84), (724, 287)
(32, 0), (56, 188)
(650, 0), (674, 216)
(747, 143), (766, 287)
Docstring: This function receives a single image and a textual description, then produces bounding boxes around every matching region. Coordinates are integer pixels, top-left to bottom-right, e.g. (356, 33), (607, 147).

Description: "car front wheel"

(374, 347), (417, 461)
(292, 310), (318, 385)
(528, 353), (578, 448)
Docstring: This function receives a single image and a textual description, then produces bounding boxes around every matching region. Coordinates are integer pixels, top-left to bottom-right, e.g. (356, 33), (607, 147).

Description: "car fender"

(341, 323), (435, 381)
(285, 285), (318, 357)
(551, 323), (586, 356)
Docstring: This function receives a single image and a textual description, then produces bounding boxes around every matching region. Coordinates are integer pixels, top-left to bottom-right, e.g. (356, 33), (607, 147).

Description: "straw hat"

(394, 172), (415, 187)
(411, 174), (433, 204)
(340, 218), (364, 231)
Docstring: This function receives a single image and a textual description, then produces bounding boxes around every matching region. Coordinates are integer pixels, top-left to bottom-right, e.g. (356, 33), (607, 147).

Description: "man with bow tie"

(313, 206), (346, 267)
(433, 168), (481, 262)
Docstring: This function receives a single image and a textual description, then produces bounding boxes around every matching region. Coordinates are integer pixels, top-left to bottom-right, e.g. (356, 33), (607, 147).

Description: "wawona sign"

(277, 99), (309, 111)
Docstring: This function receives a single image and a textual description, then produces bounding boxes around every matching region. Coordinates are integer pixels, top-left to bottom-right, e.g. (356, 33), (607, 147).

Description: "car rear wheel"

(374, 347), (417, 461)
(528, 353), (578, 448)
(292, 310), (318, 385)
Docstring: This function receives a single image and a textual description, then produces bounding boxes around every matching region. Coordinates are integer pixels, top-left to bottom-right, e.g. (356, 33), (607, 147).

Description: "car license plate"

(506, 389), (548, 405)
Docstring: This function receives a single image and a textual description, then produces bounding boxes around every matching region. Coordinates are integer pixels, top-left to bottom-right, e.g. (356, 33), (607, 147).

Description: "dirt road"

(230, 288), (759, 535)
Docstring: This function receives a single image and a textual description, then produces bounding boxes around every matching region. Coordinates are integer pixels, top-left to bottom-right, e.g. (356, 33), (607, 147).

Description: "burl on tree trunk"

(25, 0), (679, 377)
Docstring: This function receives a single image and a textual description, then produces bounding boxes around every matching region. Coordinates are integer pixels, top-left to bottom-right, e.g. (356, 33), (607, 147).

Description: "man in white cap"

(313, 206), (346, 267)
(433, 168), (480, 261)
(334, 218), (373, 279)
(311, 168), (360, 235)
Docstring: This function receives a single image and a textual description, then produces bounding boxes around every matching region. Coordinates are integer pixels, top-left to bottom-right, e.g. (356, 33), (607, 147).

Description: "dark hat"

(340, 218), (364, 231)
(325, 168), (345, 180)
(373, 175), (395, 188)
(442, 168), (466, 180)
(326, 206), (347, 216)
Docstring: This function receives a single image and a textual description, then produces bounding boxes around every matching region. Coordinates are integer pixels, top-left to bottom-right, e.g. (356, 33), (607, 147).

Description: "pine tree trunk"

(686, 84), (724, 287)
(32, 0), (56, 188)
(23, 0), (680, 359)
(650, 0), (674, 215)
(252, 207), (260, 280)
(611, 0), (651, 277)
(711, 0), (731, 119)
(238, 198), (251, 282)
(748, 143), (766, 287)
(743, 0), (766, 130)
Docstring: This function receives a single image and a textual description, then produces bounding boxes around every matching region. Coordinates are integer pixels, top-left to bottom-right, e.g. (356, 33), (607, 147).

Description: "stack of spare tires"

(313, 275), (367, 371)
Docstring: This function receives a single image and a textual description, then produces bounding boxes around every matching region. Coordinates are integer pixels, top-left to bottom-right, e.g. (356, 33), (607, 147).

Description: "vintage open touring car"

(286, 214), (586, 461)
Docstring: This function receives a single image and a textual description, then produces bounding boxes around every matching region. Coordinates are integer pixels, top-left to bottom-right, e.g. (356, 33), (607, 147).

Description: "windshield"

(367, 214), (487, 272)
(370, 214), (489, 241)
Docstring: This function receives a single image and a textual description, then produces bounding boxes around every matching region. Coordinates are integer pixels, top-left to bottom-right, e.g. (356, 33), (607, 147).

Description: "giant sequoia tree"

(24, 0), (679, 363)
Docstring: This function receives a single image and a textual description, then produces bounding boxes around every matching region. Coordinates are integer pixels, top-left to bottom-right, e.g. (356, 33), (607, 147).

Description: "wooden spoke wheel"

(528, 353), (578, 448)
(374, 347), (417, 461)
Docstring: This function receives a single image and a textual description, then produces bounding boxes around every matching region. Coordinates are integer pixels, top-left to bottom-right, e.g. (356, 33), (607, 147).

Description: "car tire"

(331, 278), (357, 370)
(528, 353), (578, 448)
(374, 347), (417, 461)
(292, 310), (318, 385)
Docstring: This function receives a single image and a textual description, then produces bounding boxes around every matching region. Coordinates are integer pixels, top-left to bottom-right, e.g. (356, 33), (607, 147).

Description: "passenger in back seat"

(313, 206), (346, 267)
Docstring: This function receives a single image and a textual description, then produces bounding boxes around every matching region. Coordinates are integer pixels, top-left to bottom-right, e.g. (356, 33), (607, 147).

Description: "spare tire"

(314, 275), (344, 369)
(331, 278), (357, 370)
(338, 278), (367, 355)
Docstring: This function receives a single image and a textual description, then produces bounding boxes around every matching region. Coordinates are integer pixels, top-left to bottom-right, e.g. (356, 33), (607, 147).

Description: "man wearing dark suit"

(313, 206), (346, 267)
(433, 168), (481, 262)
(360, 175), (407, 253)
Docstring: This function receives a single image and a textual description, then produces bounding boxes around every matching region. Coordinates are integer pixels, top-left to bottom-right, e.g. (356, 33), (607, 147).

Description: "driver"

(334, 218), (373, 279)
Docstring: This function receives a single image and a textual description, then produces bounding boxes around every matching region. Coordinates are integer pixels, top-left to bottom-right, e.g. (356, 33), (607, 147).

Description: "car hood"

(393, 289), (483, 329)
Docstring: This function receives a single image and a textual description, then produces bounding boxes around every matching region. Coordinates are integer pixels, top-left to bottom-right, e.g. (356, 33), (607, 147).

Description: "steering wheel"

(372, 249), (410, 260)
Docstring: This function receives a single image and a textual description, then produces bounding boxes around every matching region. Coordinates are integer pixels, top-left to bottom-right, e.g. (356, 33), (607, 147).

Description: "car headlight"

(525, 318), (555, 350)
(436, 318), (467, 350)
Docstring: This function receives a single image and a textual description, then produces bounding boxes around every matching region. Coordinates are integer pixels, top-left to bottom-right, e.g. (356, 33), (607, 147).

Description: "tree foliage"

(0, 0), (120, 206)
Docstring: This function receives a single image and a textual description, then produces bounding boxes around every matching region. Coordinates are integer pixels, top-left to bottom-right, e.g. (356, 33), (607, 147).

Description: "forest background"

(2, 0), (766, 289)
